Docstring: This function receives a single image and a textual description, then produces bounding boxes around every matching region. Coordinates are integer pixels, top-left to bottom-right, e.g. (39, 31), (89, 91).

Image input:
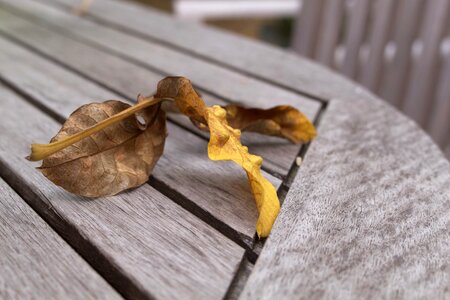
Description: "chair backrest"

(292, 0), (450, 158)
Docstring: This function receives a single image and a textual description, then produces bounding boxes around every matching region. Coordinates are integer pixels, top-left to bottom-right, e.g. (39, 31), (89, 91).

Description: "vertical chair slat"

(380, 0), (423, 108)
(428, 52), (450, 148)
(403, 0), (449, 127)
(292, 0), (324, 57)
(315, 0), (345, 67)
(341, 0), (370, 79)
(360, 0), (396, 92)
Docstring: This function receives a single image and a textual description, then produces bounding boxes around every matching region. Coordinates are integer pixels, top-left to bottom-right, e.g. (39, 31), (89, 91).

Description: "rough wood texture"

(242, 98), (450, 299)
(0, 178), (122, 300)
(0, 84), (245, 300)
(44, 0), (368, 102)
(0, 21), (282, 243)
(0, 0), (320, 177)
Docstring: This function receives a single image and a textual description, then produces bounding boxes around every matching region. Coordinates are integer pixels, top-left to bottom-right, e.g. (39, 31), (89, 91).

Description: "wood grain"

(42, 0), (369, 102)
(0, 1), (314, 177)
(242, 98), (450, 299)
(0, 177), (122, 300)
(0, 35), (282, 243)
(0, 84), (245, 300)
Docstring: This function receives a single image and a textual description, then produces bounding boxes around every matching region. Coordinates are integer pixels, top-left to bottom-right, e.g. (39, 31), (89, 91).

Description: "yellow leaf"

(205, 105), (280, 237)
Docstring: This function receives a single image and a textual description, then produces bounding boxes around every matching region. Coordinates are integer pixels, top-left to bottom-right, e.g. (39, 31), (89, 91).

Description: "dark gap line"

(279, 100), (328, 190)
(0, 76), (65, 124)
(0, 4), (286, 179)
(0, 167), (133, 300)
(1, 0), (331, 277)
(0, 102), (145, 299)
(246, 100), (329, 261)
(0, 161), (150, 299)
(0, 61), (253, 250)
(228, 101), (329, 300)
(43, 0), (328, 105)
(148, 177), (253, 249)
(222, 256), (254, 300)
(0, 28), (281, 255)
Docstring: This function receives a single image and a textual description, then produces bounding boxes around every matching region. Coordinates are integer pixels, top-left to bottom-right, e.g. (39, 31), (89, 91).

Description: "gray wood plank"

(241, 98), (450, 299)
(43, 0), (370, 102)
(0, 84), (245, 300)
(0, 0), (312, 177)
(0, 177), (122, 300)
(0, 35), (281, 243)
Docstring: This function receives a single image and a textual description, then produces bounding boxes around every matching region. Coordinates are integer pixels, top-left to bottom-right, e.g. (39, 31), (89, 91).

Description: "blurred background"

(133, 0), (450, 159)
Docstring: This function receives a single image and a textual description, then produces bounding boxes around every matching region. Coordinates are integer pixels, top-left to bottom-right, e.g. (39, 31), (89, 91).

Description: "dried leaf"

(206, 105), (280, 237)
(155, 76), (207, 124)
(28, 76), (316, 238)
(36, 99), (166, 197)
(224, 105), (316, 143)
(156, 77), (281, 237)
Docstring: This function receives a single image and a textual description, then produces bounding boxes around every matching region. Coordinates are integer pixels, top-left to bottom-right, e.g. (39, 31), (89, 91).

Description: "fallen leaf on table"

(206, 105), (280, 237)
(155, 77), (280, 237)
(27, 76), (317, 237)
(224, 105), (316, 143)
(32, 98), (166, 197)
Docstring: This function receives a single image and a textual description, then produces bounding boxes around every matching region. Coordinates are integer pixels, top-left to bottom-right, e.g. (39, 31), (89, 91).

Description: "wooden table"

(0, 0), (449, 299)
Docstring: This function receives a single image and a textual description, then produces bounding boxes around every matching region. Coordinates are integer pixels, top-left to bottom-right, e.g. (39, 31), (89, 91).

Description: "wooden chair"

(293, 0), (450, 159)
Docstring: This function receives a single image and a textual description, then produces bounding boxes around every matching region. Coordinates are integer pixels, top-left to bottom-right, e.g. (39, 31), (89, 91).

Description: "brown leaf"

(38, 100), (167, 197)
(224, 105), (316, 143)
(155, 76), (207, 124)
(27, 76), (316, 238)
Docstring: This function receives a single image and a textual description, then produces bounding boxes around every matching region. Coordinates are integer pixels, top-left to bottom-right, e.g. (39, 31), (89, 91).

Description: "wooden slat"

(242, 97), (450, 299)
(0, 0), (318, 177)
(291, 0), (323, 57)
(341, 0), (370, 79)
(360, 0), (396, 92)
(0, 177), (122, 300)
(380, 0), (423, 108)
(315, 0), (345, 67)
(0, 35), (282, 244)
(0, 83), (245, 300)
(41, 0), (368, 102)
(428, 52), (450, 148)
(403, 0), (449, 127)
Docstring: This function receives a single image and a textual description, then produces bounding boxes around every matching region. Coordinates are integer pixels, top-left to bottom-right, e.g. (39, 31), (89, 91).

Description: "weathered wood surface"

(242, 97), (450, 299)
(1, 0), (449, 298)
(0, 177), (122, 300)
(0, 0), (321, 177)
(44, 0), (369, 102)
(0, 83), (245, 299)
(0, 18), (282, 244)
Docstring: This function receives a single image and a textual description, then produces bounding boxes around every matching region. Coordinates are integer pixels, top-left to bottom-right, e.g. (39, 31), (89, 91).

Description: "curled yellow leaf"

(205, 105), (280, 238)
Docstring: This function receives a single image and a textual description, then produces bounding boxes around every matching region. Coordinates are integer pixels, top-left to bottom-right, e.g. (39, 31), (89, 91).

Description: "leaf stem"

(27, 97), (168, 161)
